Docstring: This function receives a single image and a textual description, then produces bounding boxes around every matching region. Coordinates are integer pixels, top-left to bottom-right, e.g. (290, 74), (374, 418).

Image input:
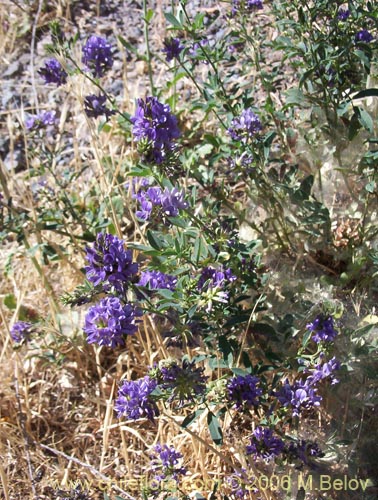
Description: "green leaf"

(207, 411), (223, 445)
(144, 8), (154, 23)
(231, 367), (248, 376)
(263, 131), (277, 160)
(146, 230), (163, 250)
(208, 357), (229, 369)
(284, 88), (308, 107)
(292, 175), (314, 203)
(164, 12), (182, 29)
(302, 329), (312, 347)
(352, 88), (378, 99)
(182, 408), (205, 428)
(169, 216), (188, 228)
(354, 49), (371, 70)
(218, 336), (234, 367)
(349, 109), (361, 140)
(4, 293), (17, 310)
(224, 314), (250, 327)
(357, 108), (374, 133)
(118, 35), (138, 54)
(352, 323), (377, 337)
(192, 235), (208, 263)
(196, 144), (213, 157)
(156, 301), (183, 313)
(251, 322), (278, 338)
(157, 289), (175, 299)
(187, 304), (198, 318)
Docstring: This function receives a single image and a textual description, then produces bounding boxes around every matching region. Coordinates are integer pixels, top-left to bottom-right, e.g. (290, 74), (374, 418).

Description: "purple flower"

(124, 177), (151, 195)
(10, 321), (34, 343)
(286, 440), (323, 466)
(84, 232), (138, 293)
(115, 376), (159, 421)
(275, 378), (322, 416)
(82, 35), (113, 77)
(160, 187), (189, 216)
(83, 296), (142, 347)
(84, 94), (115, 119)
(150, 444), (187, 482)
(246, 427), (284, 460)
(228, 108), (262, 142)
(135, 194), (154, 220)
(158, 359), (208, 405)
(306, 356), (341, 386)
(355, 29), (373, 43)
(38, 58), (67, 86)
(227, 374), (262, 409)
(231, 0), (263, 16)
(25, 111), (57, 131)
(337, 8), (350, 21)
(306, 315), (338, 343)
(134, 185), (188, 220)
(138, 270), (177, 290)
(162, 37), (183, 62)
(197, 266), (236, 291)
(131, 97), (180, 163)
(227, 153), (255, 175)
(188, 39), (209, 59)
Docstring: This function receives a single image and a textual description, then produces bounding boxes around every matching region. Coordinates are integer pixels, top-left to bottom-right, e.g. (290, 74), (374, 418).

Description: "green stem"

(22, 233), (61, 312)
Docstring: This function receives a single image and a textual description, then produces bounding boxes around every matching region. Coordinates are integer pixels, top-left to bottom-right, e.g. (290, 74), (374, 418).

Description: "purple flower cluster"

(355, 29), (374, 43)
(85, 232), (138, 293)
(131, 97), (180, 163)
(275, 378), (322, 417)
(115, 376), (159, 421)
(134, 185), (188, 220)
(84, 94), (115, 119)
(150, 444), (187, 482)
(337, 8), (350, 21)
(82, 35), (113, 77)
(10, 321), (34, 343)
(227, 374), (262, 409)
(158, 359), (208, 404)
(228, 108), (262, 142)
(276, 355), (340, 416)
(38, 58), (67, 86)
(162, 37), (183, 62)
(83, 296), (142, 347)
(138, 270), (177, 290)
(197, 266), (236, 291)
(246, 427), (284, 461)
(25, 111), (57, 131)
(306, 356), (341, 386)
(231, 0), (263, 16)
(306, 315), (338, 343)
